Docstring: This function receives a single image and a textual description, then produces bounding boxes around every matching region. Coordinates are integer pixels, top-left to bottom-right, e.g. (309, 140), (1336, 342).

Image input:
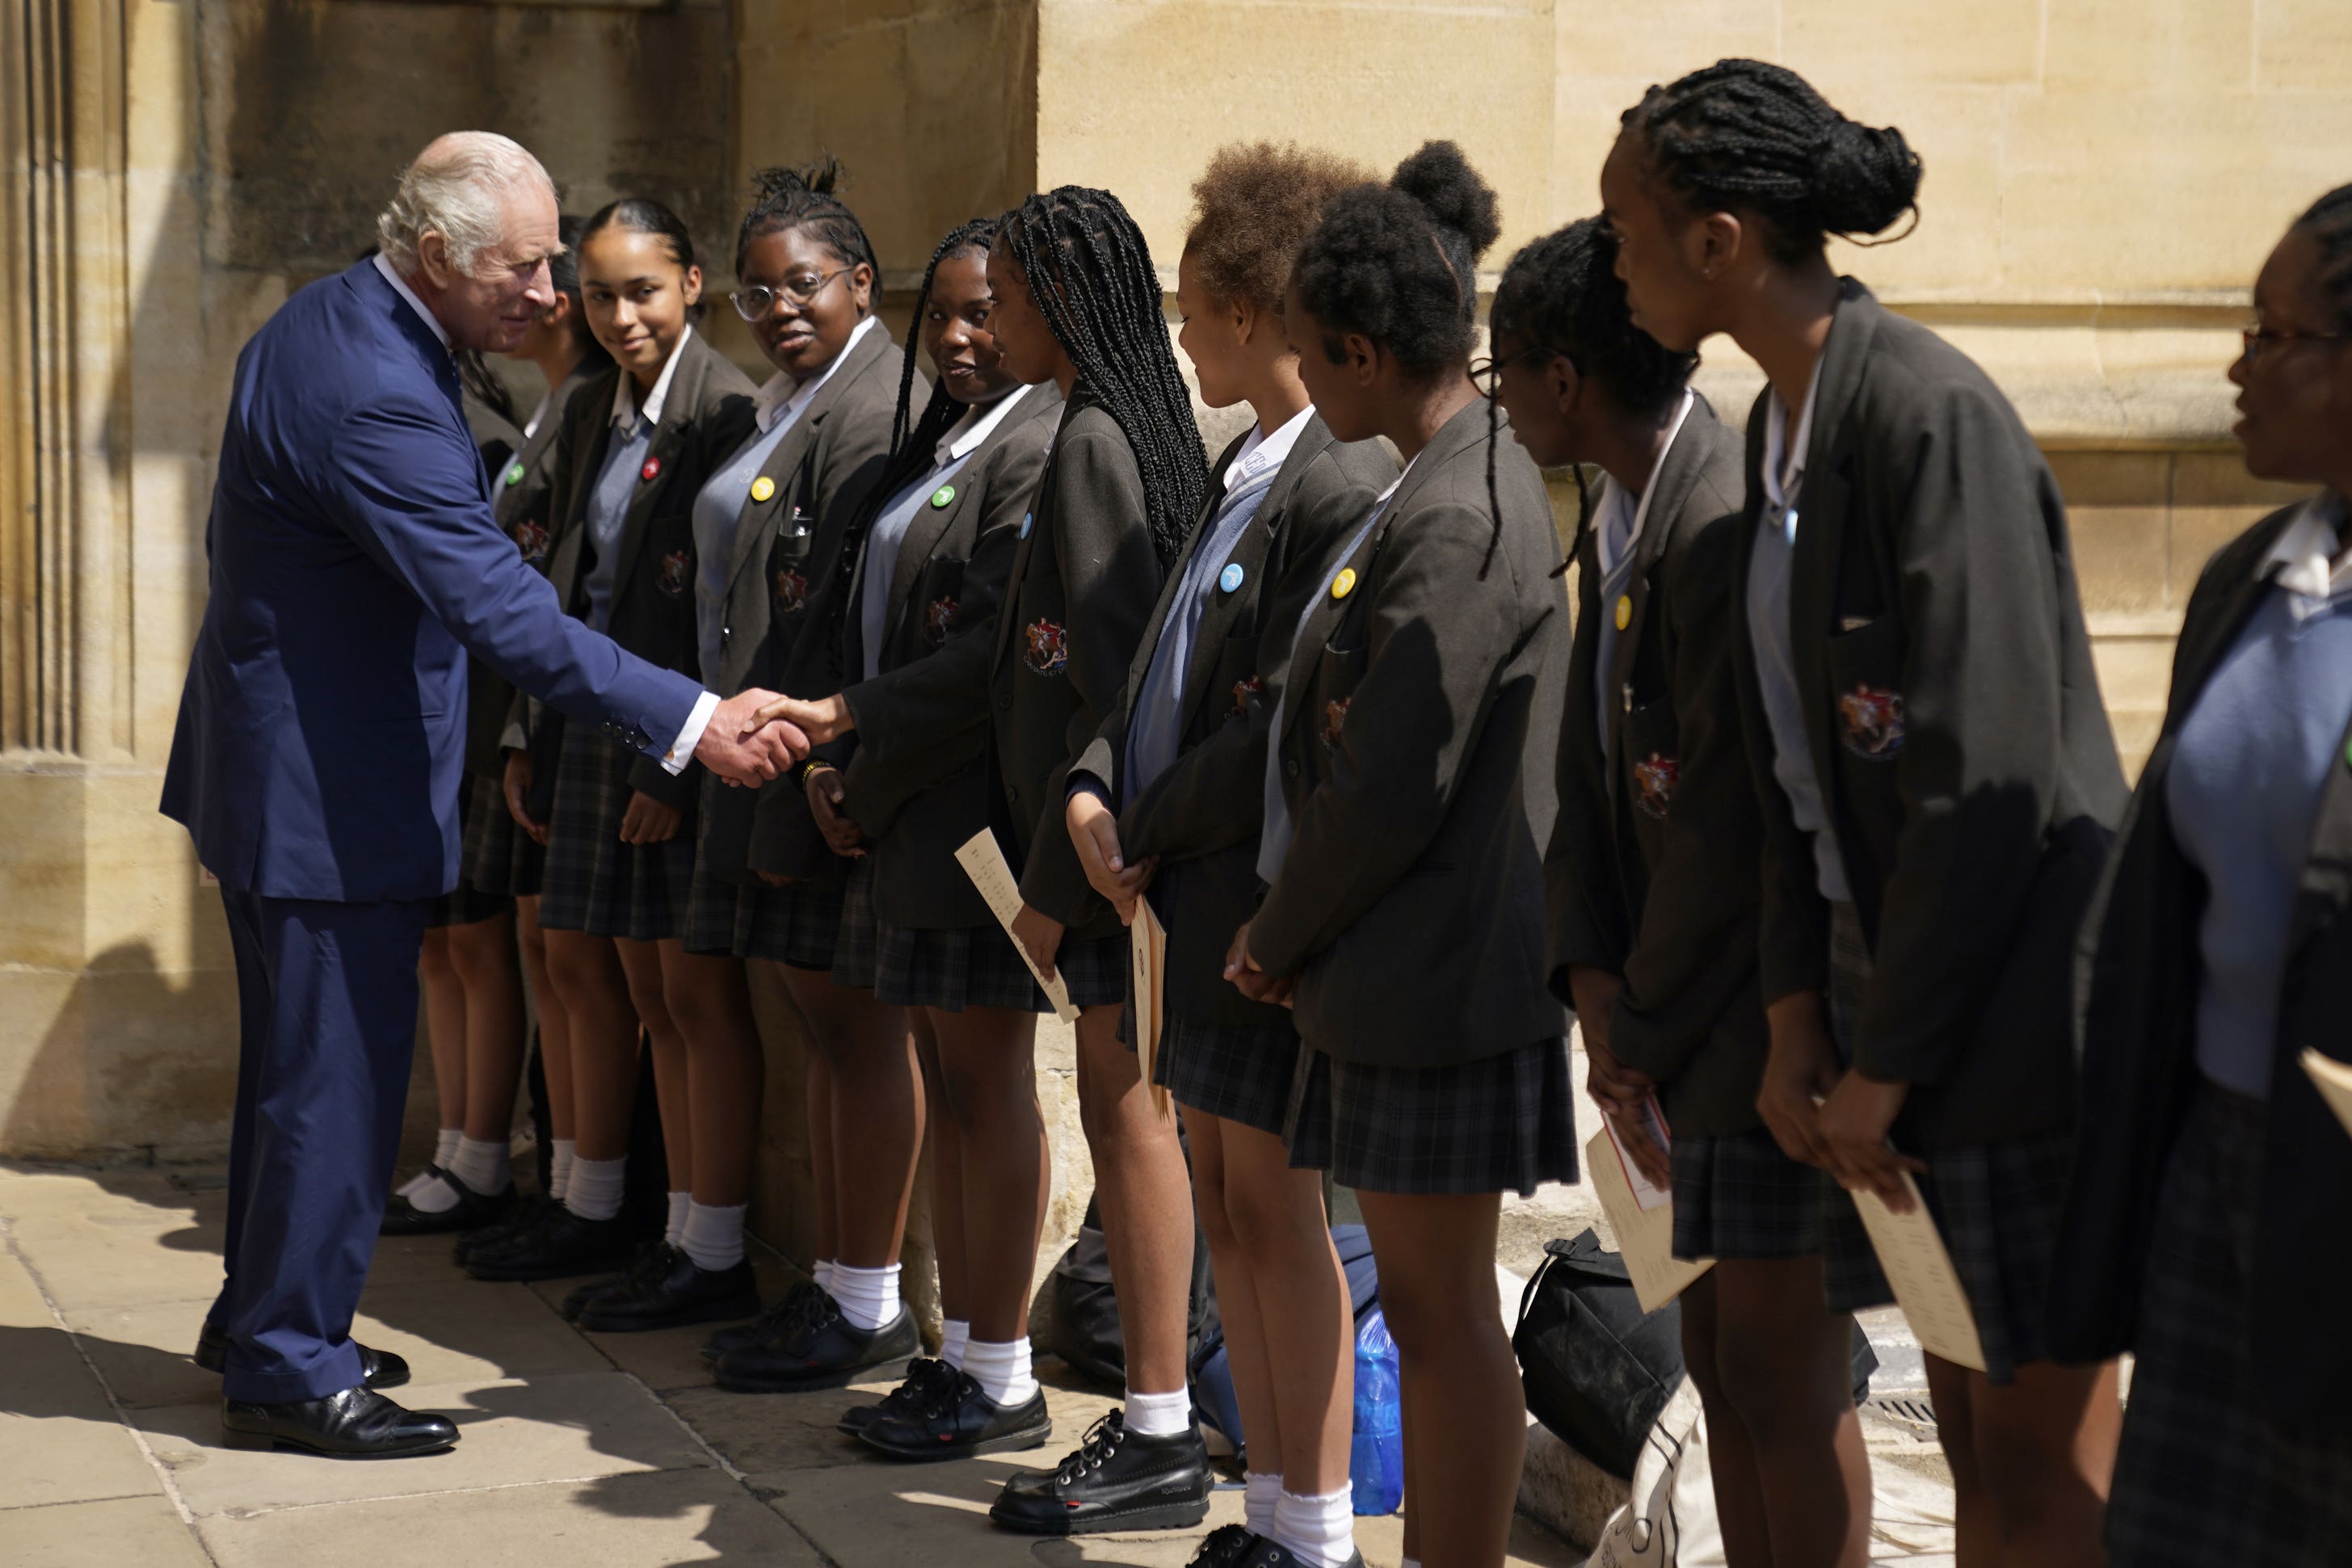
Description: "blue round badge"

(1019, 512), (1033, 539)
(1218, 562), (1245, 593)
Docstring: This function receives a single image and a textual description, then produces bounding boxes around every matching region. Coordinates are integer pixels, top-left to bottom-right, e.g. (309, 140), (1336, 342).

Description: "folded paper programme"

(2304, 1049), (2352, 1139)
(1588, 1126), (1711, 1314)
(1851, 1174), (1988, 1373)
(1131, 901), (1172, 1120)
(953, 830), (1079, 1023)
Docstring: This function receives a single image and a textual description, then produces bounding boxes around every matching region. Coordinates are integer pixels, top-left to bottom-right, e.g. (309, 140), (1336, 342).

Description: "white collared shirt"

(1224, 402), (1315, 496)
(612, 323), (696, 431)
(1596, 389), (1698, 577)
(372, 254), (452, 353)
(754, 313), (881, 436)
(2262, 492), (2352, 620)
(1761, 361), (1822, 542)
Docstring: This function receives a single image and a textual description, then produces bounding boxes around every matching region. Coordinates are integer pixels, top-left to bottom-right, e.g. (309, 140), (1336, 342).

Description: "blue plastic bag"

(1350, 1307), (1403, 1516)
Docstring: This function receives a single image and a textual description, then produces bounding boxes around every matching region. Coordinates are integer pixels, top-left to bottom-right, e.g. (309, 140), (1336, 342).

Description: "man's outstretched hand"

(695, 688), (810, 787)
(752, 692), (852, 746)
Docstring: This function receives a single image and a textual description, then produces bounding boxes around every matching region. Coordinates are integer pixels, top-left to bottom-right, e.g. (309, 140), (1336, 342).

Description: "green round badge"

(503, 462), (526, 487)
(930, 485), (956, 509)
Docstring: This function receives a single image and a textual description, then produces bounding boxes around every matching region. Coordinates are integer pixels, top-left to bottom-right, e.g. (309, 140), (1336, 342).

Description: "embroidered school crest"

(1320, 696), (1351, 753)
(657, 549), (690, 597)
(1837, 685), (1906, 759)
(1229, 674), (1262, 720)
(924, 596), (960, 646)
(1632, 752), (1680, 820)
(772, 568), (810, 616)
(508, 518), (549, 563)
(1024, 618), (1068, 675)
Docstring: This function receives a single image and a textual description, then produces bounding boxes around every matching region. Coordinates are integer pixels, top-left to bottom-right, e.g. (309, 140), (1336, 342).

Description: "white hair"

(376, 132), (556, 279)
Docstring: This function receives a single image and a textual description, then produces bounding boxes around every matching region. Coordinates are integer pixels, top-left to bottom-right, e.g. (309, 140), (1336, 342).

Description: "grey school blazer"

(2051, 503), (2352, 1430)
(1071, 412), (1396, 1027)
(1731, 279), (2127, 1150)
(1545, 397), (1767, 1136)
(1251, 400), (1571, 1070)
(541, 334), (759, 812)
(830, 384), (1063, 931)
(684, 320), (909, 884)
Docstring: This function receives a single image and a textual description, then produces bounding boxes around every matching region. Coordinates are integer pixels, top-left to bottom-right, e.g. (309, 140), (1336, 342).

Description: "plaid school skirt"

(428, 773), (515, 928)
(535, 725), (693, 941)
(1284, 1036), (1580, 1196)
(1818, 902), (2069, 1385)
(875, 919), (1043, 1013)
(1671, 1127), (1828, 1262)
(458, 770), (543, 901)
(1155, 1015), (1302, 1139)
(827, 857), (880, 990)
(684, 864), (846, 970)
(2106, 1084), (2352, 1566)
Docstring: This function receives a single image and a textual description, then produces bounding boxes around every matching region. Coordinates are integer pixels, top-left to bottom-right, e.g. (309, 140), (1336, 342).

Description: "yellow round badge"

(750, 477), (776, 503)
(1332, 568), (1357, 600)
(1614, 595), (1632, 632)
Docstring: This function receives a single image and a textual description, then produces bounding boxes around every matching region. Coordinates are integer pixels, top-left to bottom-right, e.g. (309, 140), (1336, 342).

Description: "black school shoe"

(462, 1204), (635, 1282)
(836, 1356), (958, 1436)
(703, 1279), (826, 1362)
(193, 1323), (410, 1391)
(713, 1294), (920, 1394)
(576, 1247), (759, 1334)
(856, 1368), (1052, 1461)
(1185, 1527), (1365, 1568)
(990, 1408), (1214, 1536)
(453, 1192), (552, 1266)
(380, 1168), (514, 1237)
(562, 1241), (676, 1322)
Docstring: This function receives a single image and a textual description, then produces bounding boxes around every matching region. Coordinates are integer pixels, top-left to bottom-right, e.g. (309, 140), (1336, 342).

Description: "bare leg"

(914, 1011), (968, 1324)
(446, 910), (526, 1149)
(928, 1005), (1046, 1343)
(518, 898), (574, 1144)
(617, 937), (690, 1194)
(777, 965), (922, 1270)
(418, 927), (467, 1137)
(542, 929), (641, 1162)
(1935, 1353), (2119, 1568)
(658, 944), (764, 1209)
(1072, 1003), (1193, 1396)
(1357, 1190), (1523, 1568)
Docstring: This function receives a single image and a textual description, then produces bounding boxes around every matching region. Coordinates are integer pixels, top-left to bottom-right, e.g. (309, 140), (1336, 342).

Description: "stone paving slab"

(0, 1494), (212, 1566)
(0, 1245), (170, 1511)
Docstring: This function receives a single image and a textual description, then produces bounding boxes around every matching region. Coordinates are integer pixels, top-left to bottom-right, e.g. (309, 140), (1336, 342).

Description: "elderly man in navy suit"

(161, 132), (807, 1458)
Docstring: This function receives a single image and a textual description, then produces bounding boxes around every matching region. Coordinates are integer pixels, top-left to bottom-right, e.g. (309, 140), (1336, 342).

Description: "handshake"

(692, 688), (858, 788)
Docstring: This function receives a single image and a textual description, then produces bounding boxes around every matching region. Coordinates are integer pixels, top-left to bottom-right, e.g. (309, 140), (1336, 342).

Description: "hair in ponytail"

(580, 196), (709, 320)
(734, 156), (877, 280)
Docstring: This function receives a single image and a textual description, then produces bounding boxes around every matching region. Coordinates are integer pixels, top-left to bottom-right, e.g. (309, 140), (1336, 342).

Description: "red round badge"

(640, 457), (662, 482)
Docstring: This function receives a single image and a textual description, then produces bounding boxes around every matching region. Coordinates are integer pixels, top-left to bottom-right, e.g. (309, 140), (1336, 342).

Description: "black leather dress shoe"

(991, 1409), (1214, 1535)
(1184, 1528), (1364, 1568)
(576, 1247), (758, 1334)
(561, 1240), (671, 1322)
(193, 1323), (410, 1391)
(714, 1295), (919, 1394)
(856, 1368), (1051, 1461)
(221, 1385), (458, 1458)
(836, 1355), (957, 1435)
(380, 1168), (514, 1238)
(703, 1279), (826, 1362)
(462, 1204), (634, 1282)
(453, 1192), (549, 1266)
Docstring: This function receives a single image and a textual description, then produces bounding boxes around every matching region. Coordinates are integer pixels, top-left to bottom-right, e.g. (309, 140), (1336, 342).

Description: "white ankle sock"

(448, 1135), (511, 1196)
(564, 1155), (625, 1221)
(940, 1318), (970, 1368)
(813, 1258), (835, 1294)
(398, 1129), (465, 1198)
(961, 1336), (1037, 1407)
(664, 1191), (691, 1247)
(549, 1139), (577, 1202)
(1123, 1385), (1193, 1438)
(1273, 1486), (1357, 1568)
(1402, 1559), (1422, 1568)
(679, 1201), (747, 1272)
(1244, 1471), (1282, 1538)
(406, 1171), (462, 1213)
(831, 1262), (901, 1332)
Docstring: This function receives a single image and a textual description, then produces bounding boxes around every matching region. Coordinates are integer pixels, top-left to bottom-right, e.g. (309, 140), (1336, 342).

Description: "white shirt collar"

(372, 254), (452, 354)
(1597, 388), (1698, 574)
(2261, 493), (2352, 616)
(1762, 353), (1826, 516)
(612, 322), (696, 431)
(1226, 404), (1316, 494)
(756, 313), (881, 435)
(937, 381), (1035, 467)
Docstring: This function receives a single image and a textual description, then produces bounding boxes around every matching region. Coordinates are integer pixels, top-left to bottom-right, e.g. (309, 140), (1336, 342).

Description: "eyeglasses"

(731, 267), (852, 322)
(1469, 344), (1563, 397)
(2241, 323), (2352, 365)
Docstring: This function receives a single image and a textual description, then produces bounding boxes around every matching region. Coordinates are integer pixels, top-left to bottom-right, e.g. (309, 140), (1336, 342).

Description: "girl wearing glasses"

(2054, 188), (2352, 1567)
(1602, 60), (2128, 1562)
(673, 162), (928, 1375)
(467, 198), (759, 1305)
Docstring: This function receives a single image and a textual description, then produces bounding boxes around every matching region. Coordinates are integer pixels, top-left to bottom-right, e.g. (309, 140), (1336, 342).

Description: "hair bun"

(1810, 119), (1921, 238)
(1391, 140), (1502, 262)
(751, 154), (845, 204)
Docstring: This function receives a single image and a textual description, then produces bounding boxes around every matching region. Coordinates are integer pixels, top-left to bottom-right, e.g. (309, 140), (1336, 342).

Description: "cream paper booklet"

(1587, 1119), (1711, 1314)
(1850, 1173), (1988, 1373)
(2304, 1049), (2352, 1139)
(1130, 899), (1172, 1120)
(952, 829), (1079, 1024)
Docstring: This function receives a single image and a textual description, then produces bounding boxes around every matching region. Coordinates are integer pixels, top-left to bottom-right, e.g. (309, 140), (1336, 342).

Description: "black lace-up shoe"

(562, 1241), (674, 1322)
(454, 1192), (551, 1266)
(577, 1247), (758, 1334)
(221, 1385), (458, 1458)
(988, 1409), (1214, 1535)
(835, 1355), (957, 1435)
(856, 1368), (1052, 1461)
(1184, 1529), (1365, 1568)
(703, 1279), (826, 1362)
(462, 1204), (635, 1282)
(380, 1168), (513, 1237)
(713, 1293), (920, 1394)
(193, 1323), (410, 1391)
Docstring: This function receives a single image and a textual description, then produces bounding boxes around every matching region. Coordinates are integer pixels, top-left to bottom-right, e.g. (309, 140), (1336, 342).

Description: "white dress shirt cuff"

(660, 690), (722, 775)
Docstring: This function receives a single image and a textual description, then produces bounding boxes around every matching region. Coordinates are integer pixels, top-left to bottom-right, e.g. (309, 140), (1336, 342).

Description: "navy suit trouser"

(212, 887), (431, 1402)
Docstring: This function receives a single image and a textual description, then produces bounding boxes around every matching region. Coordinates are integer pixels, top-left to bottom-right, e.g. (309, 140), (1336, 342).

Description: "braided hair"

(1621, 59), (1921, 264)
(2295, 184), (2352, 330)
(998, 186), (1207, 567)
(818, 217), (999, 674)
(734, 156), (877, 280)
(1493, 217), (1698, 570)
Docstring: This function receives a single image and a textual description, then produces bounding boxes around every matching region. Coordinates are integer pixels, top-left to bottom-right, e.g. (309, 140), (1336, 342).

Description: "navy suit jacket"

(162, 260), (704, 903)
